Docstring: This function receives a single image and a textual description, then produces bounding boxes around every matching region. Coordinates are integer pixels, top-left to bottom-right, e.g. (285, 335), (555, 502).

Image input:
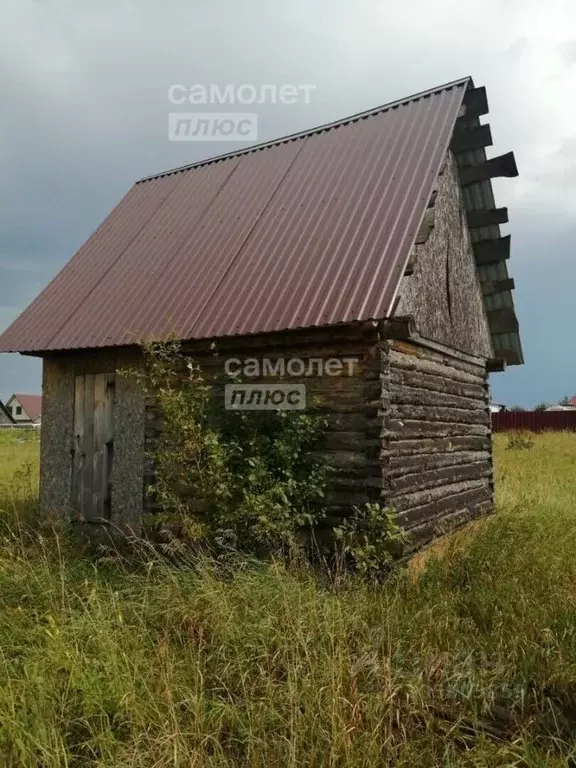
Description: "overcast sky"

(1, 0), (575, 407)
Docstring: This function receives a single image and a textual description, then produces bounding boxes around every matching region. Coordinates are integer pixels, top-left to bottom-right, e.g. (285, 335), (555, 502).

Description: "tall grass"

(0, 432), (575, 766)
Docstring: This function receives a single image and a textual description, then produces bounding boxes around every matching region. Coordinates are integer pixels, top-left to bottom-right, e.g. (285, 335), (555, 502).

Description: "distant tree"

(559, 395), (576, 406)
(508, 405), (526, 412)
(534, 402), (549, 412)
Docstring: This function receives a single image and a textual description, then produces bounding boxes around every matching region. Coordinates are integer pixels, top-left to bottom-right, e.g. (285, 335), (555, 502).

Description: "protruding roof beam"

(473, 235), (511, 265)
(462, 86), (489, 119)
(451, 124), (493, 154)
(499, 348), (523, 365)
(487, 358), (506, 373)
(459, 152), (518, 186)
(467, 207), (508, 228)
(487, 307), (519, 334)
(481, 277), (515, 296)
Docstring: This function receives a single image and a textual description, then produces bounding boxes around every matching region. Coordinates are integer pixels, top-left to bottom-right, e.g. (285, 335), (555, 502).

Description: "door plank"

(82, 374), (95, 520)
(72, 375), (85, 512)
(103, 375), (115, 519)
(92, 374), (107, 519)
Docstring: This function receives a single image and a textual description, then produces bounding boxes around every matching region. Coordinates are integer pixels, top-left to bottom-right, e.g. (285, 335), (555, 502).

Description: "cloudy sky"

(1, 0), (575, 407)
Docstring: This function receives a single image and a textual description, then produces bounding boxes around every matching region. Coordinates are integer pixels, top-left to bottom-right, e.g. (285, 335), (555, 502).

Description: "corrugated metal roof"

(0, 76), (519, 361)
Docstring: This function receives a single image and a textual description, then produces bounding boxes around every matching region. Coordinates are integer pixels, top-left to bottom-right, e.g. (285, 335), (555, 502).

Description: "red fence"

(492, 411), (576, 432)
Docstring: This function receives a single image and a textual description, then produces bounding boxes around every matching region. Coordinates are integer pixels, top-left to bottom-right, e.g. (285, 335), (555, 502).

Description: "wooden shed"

(0, 77), (522, 546)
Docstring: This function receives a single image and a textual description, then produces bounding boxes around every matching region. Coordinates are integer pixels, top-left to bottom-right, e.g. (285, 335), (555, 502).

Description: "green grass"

(0, 432), (576, 766)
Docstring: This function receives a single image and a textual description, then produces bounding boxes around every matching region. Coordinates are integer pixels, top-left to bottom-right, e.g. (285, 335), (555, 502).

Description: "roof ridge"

(13, 393), (42, 398)
(138, 76), (472, 183)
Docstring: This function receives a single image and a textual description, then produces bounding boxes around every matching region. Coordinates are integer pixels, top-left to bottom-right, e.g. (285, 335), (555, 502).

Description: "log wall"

(383, 338), (492, 547)
(143, 324), (385, 523)
(40, 323), (494, 550)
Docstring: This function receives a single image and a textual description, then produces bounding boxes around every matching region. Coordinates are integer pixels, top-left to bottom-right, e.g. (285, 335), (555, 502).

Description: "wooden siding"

(395, 153), (493, 359)
(384, 339), (492, 547)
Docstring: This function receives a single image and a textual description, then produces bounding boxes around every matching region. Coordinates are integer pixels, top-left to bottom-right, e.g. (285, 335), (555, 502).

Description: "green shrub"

(506, 430), (534, 451)
(334, 503), (409, 578)
(131, 341), (330, 555)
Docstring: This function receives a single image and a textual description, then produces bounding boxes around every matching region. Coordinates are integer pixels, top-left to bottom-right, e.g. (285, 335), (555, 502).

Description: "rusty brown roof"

(0, 78), (476, 353)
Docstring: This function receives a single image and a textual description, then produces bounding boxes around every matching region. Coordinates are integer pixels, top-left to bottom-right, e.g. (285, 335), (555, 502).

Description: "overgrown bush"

(334, 502), (409, 578)
(506, 430), (534, 451)
(131, 341), (331, 555)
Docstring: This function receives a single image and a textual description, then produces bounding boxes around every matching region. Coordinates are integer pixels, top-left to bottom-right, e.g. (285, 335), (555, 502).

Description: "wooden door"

(72, 373), (115, 520)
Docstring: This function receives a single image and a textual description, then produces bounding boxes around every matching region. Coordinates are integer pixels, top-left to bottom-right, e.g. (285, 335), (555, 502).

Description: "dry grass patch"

(0, 431), (575, 766)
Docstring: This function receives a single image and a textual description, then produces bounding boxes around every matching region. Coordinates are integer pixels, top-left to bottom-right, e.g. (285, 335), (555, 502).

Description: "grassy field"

(0, 430), (576, 766)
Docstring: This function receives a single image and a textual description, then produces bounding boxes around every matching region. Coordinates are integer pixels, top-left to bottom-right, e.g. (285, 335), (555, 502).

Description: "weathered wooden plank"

(459, 152), (518, 186)
(82, 374), (95, 520)
(389, 339), (486, 373)
(473, 236), (511, 266)
(391, 384), (486, 411)
(103, 374), (115, 520)
(104, 375), (115, 443)
(481, 277), (515, 296)
(71, 375), (85, 513)
(324, 413), (382, 432)
(466, 207), (508, 228)
(92, 374), (107, 519)
(394, 481), (491, 521)
(388, 450), (491, 476)
(487, 307), (519, 334)
(388, 419), (489, 439)
(461, 86), (488, 119)
(389, 348), (485, 384)
(390, 370), (486, 401)
(389, 460), (491, 495)
(388, 331), (487, 368)
(323, 431), (374, 452)
(391, 435), (491, 456)
(181, 325), (377, 355)
(450, 124), (492, 154)
(318, 450), (379, 468)
(389, 404), (490, 426)
(408, 499), (492, 547)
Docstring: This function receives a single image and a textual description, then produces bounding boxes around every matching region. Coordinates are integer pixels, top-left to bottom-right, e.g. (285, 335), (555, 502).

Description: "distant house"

(546, 396), (576, 412)
(5, 394), (42, 425)
(490, 403), (506, 413)
(546, 405), (576, 412)
(0, 400), (14, 426)
(0, 77), (522, 549)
